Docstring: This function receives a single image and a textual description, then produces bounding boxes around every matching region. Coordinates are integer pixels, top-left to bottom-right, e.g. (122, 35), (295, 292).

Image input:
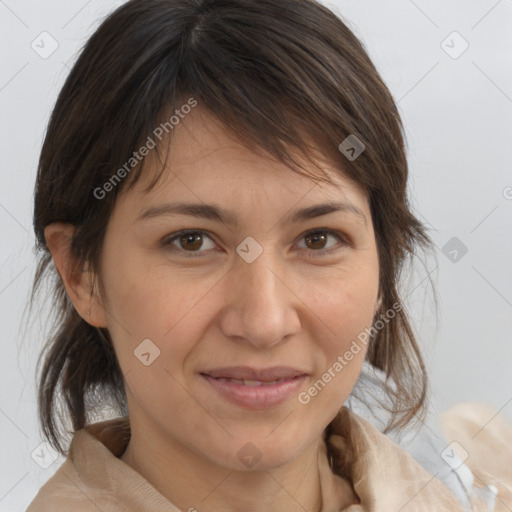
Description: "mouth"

(199, 366), (308, 409)
(201, 365), (308, 381)
(204, 376), (294, 386)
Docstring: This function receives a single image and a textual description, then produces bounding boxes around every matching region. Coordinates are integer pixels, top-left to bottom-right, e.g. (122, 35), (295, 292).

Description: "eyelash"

(161, 228), (349, 259)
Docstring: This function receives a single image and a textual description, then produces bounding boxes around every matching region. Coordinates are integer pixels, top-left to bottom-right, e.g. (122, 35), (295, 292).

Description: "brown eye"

(304, 231), (329, 250)
(297, 229), (348, 257)
(179, 232), (203, 251)
(163, 230), (216, 257)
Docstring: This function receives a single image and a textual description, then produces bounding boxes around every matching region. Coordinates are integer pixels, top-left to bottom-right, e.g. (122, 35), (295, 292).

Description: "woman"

(26, 0), (500, 510)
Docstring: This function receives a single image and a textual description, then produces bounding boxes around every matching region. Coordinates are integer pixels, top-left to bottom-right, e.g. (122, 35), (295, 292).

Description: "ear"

(44, 222), (108, 328)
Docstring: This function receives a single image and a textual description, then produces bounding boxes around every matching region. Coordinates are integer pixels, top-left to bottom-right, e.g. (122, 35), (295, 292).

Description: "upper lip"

(201, 366), (308, 381)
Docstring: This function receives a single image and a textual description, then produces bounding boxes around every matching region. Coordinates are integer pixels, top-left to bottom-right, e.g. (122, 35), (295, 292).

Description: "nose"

(218, 249), (301, 349)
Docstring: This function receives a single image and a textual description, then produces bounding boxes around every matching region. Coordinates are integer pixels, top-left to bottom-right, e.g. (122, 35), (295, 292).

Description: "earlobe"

(44, 222), (108, 328)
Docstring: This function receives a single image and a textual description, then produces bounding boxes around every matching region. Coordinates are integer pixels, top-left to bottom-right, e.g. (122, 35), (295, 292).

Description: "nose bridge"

(241, 251), (280, 309)
(220, 246), (299, 348)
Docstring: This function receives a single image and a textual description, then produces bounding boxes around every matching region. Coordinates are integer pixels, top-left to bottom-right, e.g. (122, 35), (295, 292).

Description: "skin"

(45, 106), (381, 512)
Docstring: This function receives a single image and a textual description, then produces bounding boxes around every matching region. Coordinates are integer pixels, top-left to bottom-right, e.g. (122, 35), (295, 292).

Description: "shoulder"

(25, 418), (176, 512)
(25, 426), (128, 512)
(327, 407), (466, 511)
(25, 458), (121, 512)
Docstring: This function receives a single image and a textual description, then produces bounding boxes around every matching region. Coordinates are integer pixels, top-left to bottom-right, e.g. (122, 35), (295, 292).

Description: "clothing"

(345, 362), (474, 504)
(439, 402), (512, 512)
(26, 406), (466, 511)
(347, 361), (511, 511)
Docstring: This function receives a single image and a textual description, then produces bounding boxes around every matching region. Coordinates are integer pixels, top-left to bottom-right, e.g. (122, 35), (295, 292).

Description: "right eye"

(162, 230), (218, 258)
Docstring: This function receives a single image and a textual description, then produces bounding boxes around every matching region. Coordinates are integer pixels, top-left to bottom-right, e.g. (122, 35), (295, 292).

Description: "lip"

(202, 365), (307, 381)
(200, 373), (308, 409)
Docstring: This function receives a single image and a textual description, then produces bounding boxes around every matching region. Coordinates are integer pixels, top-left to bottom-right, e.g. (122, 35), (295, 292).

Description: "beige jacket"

(26, 405), (506, 511)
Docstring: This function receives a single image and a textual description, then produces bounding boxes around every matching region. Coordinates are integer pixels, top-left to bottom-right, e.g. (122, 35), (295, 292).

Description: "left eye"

(296, 229), (347, 255)
(162, 229), (347, 258)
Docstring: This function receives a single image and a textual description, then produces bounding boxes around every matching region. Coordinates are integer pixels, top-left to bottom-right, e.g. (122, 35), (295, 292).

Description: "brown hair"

(31, 0), (433, 454)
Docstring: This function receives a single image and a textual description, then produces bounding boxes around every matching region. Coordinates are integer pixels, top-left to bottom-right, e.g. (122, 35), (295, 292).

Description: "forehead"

(118, 105), (369, 219)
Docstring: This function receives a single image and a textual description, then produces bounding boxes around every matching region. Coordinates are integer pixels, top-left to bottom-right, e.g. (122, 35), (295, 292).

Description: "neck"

(121, 419), (328, 512)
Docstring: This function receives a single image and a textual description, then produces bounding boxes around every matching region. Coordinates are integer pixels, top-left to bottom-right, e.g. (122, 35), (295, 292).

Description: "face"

(95, 105), (380, 471)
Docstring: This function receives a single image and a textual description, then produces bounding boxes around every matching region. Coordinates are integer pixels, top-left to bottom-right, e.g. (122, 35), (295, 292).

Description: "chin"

(213, 430), (312, 472)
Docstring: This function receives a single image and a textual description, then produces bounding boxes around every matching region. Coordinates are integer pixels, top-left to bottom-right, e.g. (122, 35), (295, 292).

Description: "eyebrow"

(137, 201), (367, 227)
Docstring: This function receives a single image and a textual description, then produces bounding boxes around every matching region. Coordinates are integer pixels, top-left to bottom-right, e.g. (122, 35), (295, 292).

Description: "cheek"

(102, 247), (203, 333)
(304, 262), (379, 387)
(305, 258), (379, 337)
(100, 261), (204, 420)
(99, 253), (221, 383)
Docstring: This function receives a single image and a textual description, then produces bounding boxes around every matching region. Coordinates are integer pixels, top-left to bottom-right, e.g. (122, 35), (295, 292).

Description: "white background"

(1, 0), (511, 510)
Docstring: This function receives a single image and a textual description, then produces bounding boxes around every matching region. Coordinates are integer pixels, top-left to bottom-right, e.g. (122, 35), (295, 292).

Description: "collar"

(74, 406), (463, 511)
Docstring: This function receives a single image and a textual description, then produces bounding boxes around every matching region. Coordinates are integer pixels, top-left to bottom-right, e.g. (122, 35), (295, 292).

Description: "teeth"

(215, 377), (288, 386)
(242, 378), (288, 386)
(244, 379), (281, 386)
(217, 378), (244, 384)
(243, 379), (263, 386)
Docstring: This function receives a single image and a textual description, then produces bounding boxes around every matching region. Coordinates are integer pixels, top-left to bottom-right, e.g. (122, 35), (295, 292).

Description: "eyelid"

(162, 228), (350, 258)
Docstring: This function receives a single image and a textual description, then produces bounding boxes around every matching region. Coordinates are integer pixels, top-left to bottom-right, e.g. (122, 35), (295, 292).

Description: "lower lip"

(200, 374), (307, 409)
